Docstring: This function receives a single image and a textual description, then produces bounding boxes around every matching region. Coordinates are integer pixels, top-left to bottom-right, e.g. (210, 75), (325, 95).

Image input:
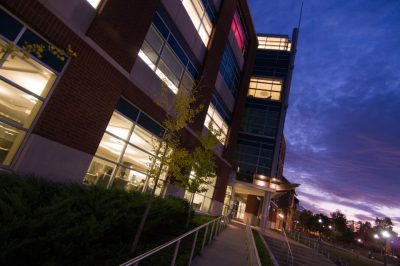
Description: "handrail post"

(201, 224), (209, 254)
(208, 220), (215, 244)
(171, 240), (181, 266)
(188, 230), (199, 266)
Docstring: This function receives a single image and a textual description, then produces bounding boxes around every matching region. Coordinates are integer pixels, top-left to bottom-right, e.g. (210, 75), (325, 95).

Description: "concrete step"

(263, 234), (335, 266)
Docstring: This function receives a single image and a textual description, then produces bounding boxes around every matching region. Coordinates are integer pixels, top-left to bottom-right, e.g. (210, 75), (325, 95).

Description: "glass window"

(129, 126), (154, 155)
(83, 157), (116, 188)
(139, 13), (198, 94)
(86, 0), (101, 9)
(257, 36), (291, 51)
(85, 105), (166, 194)
(248, 77), (282, 101)
(0, 8), (23, 41)
(231, 10), (248, 54)
(219, 44), (240, 96)
(0, 53), (56, 97)
(181, 0), (215, 46)
(184, 171), (215, 213)
(0, 25), (61, 166)
(121, 144), (152, 173)
(0, 80), (42, 128)
(112, 166), (147, 191)
(106, 112), (133, 140)
(204, 101), (229, 145)
(95, 133), (125, 162)
(0, 121), (25, 165)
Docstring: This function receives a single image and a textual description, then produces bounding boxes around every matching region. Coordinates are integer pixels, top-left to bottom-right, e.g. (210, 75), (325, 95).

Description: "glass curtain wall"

(83, 99), (167, 196)
(139, 12), (198, 94)
(219, 44), (240, 96)
(0, 8), (64, 166)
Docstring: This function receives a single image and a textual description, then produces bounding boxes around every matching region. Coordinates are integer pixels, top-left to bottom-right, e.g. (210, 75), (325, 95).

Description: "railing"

(120, 216), (230, 266)
(245, 222), (262, 266)
(281, 227), (294, 266)
(290, 231), (380, 266)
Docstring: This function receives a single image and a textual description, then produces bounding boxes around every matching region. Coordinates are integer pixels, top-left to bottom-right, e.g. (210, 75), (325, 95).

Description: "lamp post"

(381, 230), (391, 266)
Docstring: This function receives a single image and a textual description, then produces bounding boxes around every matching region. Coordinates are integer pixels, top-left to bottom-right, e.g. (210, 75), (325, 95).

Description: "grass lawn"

(252, 229), (274, 266)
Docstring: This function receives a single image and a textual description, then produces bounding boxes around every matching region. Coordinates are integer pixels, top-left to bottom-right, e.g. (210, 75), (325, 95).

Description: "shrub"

(0, 174), (189, 265)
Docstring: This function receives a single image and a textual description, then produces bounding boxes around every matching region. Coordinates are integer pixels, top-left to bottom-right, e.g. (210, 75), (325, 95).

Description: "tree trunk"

(130, 143), (169, 254)
(186, 192), (195, 228)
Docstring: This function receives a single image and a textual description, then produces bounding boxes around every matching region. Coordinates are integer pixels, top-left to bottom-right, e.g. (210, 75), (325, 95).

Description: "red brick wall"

(87, 0), (161, 72)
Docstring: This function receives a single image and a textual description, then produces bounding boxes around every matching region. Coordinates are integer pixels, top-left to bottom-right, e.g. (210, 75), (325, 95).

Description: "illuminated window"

(204, 96), (230, 145)
(86, 0), (101, 9)
(248, 77), (282, 101)
(257, 36), (291, 51)
(231, 10), (248, 54)
(139, 13), (198, 94)
(0, 9), (62, 166)
(184, 171), (216, 213)
(219, 44), (240, 96)
(83, 98), (166, 196)
(222, 185), (232, 215)
(181, 0), (215, 46)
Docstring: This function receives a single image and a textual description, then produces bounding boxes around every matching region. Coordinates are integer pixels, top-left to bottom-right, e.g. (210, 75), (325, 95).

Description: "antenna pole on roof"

(298, 1), (304, 29)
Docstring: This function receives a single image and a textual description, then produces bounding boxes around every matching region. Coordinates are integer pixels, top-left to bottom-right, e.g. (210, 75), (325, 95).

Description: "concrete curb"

(258, 231), (280, 266)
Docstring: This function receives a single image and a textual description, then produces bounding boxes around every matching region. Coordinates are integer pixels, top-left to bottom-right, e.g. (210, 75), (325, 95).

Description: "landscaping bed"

(0, 174), (214, 265)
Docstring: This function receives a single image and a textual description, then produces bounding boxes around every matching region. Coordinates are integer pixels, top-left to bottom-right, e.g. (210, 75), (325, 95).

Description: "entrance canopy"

(234, 180), (276, 197)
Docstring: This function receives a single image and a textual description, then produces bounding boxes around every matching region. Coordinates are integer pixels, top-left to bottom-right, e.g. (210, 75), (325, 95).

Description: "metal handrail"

(120, 215), (229, 266)
(245, 222), (262, 266)
(281, 227), (294, 266)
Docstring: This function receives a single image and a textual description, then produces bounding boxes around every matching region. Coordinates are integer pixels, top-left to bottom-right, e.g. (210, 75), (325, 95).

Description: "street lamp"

(318, 218), (323, 223)
(380, 230), (391, 266)
(373, 234), (379, 239)
(357, 238), (362, 243)
(328, 225), (332, 229)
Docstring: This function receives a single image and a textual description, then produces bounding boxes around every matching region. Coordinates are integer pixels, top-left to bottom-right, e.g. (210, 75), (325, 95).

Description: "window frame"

(85, 98), (167, 194)
(139, 13), (199, 94)
(0, 7), (68, 167)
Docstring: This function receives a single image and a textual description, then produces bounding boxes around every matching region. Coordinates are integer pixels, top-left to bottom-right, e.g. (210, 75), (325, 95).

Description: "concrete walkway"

(191, 221), (248, 266)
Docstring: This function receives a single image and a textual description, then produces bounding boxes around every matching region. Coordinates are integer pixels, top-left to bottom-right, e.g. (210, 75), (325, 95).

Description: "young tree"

(130, 82), (203, 253)
(177, 122), (224, 228)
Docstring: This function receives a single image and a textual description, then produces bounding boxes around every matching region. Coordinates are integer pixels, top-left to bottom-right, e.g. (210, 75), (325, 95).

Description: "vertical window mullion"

(154, 32), (169, 69)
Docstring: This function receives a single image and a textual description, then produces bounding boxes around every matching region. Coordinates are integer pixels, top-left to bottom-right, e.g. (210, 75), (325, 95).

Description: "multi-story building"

(231, 32), (299, 229)
(0, 0), (300, 224)
(0, 0), (258, 215)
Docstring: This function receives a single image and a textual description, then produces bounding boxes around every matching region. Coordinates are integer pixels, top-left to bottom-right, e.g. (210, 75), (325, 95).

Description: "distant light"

(381, 231), (391, 239)
(357, 238), (362, 243)
(374, 234), (380, 239)
(318, 219), (323, 223)
(278, 213), (284, 219)
(328, 225), (332, 229)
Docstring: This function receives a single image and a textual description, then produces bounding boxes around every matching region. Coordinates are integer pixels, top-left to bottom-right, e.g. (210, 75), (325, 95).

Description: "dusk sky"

(249, 0), (400, 233)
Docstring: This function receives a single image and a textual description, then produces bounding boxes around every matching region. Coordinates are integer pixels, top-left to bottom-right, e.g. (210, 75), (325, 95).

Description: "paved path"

(191, 221), (248, 266)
